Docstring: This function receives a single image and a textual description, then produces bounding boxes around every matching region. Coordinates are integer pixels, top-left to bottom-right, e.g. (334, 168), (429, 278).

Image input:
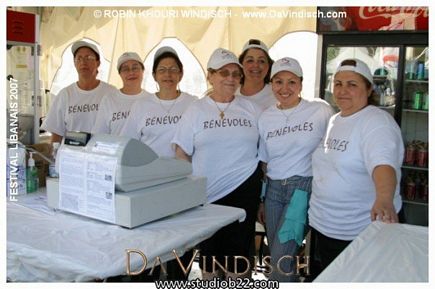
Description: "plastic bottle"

(48, 142), (60, 178)
(26, 152), (39, 193)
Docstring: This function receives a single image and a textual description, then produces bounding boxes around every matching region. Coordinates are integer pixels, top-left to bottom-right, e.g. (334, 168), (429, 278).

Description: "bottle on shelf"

(421, 92), (429, 111)
(26, 152), (39, 193)
(48, 142), (60, 178)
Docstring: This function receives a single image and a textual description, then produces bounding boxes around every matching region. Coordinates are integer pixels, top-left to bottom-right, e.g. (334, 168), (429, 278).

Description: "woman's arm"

(371, 164), (399, 223)
(51, 133), (63, 144)
(175, 144), (192, 163)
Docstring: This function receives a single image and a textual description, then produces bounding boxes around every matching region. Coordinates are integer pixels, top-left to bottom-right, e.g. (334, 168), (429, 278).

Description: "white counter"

(7, 192), (246, 282)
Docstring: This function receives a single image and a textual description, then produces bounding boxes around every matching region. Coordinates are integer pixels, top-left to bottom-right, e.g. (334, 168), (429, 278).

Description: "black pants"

(200, 165), (262, 273)
(310, 228), (351, 274)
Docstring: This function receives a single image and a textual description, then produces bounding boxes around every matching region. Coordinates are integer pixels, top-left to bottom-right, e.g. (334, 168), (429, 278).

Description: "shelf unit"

(400, 46), (428, 226)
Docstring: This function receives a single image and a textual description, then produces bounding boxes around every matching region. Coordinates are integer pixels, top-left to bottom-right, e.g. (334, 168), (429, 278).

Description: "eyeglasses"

(216, 69), (242, 79)
(156, 66), (181, 74)
(120, 65), (143, 73)
(74, 56), (97, 63)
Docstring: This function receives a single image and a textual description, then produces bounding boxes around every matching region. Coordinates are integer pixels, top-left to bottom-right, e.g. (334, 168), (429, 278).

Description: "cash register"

(46, 133), (207, 228)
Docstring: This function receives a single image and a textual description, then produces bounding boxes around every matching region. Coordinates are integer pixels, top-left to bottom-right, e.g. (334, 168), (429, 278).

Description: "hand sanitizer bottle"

(26, 152), (39, 193)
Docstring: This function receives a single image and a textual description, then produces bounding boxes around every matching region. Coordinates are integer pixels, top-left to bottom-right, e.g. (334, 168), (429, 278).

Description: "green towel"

(278, 189), (309, 246)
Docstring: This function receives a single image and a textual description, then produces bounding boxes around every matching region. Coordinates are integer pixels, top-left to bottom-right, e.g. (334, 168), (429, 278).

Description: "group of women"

(42, 39), (404, 282)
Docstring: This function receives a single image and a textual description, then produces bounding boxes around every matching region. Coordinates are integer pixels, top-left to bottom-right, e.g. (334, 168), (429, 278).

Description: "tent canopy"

(37, 7), (317, 89)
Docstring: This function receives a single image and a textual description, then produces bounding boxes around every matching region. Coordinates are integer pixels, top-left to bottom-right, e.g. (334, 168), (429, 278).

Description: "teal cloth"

(278, 189), (309, 246)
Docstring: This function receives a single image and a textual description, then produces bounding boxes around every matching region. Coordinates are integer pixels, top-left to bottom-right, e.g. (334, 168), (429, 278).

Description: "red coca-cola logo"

(358, 7), (428, 20)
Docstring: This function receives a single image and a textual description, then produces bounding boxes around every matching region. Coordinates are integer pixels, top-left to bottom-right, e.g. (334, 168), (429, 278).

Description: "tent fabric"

(37, 7), (317, 89)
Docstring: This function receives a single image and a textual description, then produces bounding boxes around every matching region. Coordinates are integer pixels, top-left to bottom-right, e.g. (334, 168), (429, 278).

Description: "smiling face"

(271, 71), (302, 109)
(74, 47), (100, 79)
(153, 57), (183, 91)
(119, 60), (144, 89)
(333, 71), (372, 116)
(241, 48), (270, 84)
(208, 63), (242, 98)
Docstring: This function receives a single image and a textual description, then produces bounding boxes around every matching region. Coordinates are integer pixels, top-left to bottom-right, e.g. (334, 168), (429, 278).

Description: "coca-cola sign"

(317, 6), (428, 32)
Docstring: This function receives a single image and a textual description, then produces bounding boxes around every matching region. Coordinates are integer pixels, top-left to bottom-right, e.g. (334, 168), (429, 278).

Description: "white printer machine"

(46, 134), (207, 228)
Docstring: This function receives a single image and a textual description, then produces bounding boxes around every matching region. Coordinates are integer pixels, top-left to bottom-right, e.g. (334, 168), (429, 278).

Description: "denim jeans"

(264, 175), (312, 282)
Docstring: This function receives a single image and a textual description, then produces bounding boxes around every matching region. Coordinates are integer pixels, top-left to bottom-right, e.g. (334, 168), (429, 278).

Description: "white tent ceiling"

(34, 6), (317, 89)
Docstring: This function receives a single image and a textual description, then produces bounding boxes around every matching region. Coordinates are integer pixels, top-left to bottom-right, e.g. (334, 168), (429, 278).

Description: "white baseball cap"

(154, 46), (178, 61)
(71, 40), (100, 57)
(242, 39), (268, 54)
(207, 48), (242, 70)
(335, 58), (374, 85)
(117, 52), (143, 70)
(271, 57), (303, 78)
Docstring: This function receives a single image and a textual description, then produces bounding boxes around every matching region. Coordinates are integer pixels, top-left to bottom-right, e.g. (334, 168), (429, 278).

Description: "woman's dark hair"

(73, 47), (100, 61)
(152, 52), (183, 74)
(238, 39), (273, 85)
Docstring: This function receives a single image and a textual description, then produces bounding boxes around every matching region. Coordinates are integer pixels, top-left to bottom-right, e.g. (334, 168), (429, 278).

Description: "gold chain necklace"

(211, 97), (233, 120)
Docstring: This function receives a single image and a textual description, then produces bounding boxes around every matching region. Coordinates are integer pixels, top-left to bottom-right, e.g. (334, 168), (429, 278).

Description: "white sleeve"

(320, 102), (334, 134)
(258, 136), (268, 163)
(91, 96), (110, 134)
(41, 88), (67, 136)
(171, 106), (195, 156)
(257, 116), (268, 162)
(361, 119), (404, 176)
(119, 101), (142, 140)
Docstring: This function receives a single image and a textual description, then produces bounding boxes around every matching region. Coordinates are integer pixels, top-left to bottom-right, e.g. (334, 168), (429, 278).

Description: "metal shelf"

(402, 109), (428, 114)
(404, 79), (429, 84)
(402, 165), (428, 171)
(402, 199), (428, 206)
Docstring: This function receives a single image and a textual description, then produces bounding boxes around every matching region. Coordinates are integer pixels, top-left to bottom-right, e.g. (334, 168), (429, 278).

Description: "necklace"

(211, 97), (233, 119)
(156, 91), (179, 115)
(277, 98), (301, 124)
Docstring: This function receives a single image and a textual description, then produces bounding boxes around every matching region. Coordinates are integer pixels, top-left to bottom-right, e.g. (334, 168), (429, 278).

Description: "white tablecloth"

(314, 221), (428, 282)
(7, 193), (246, 282)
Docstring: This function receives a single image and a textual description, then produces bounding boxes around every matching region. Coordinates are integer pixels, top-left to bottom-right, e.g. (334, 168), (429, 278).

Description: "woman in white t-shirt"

(121, 46), (197, 158)
(42, 40), (117, 142)
(92, 52), (149, 135)
(236, 39), (275, 111)
(308, 59), (404, 274)
(172, 48), (262, 280)
(257, 58), (333, 282)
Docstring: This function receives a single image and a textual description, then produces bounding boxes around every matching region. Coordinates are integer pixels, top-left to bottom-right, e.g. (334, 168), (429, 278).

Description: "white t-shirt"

(172, 96), (262, 203)
(121, 92), (197, 158)
(258, 98), (333, 180)
(91, 90), (150, 136)
(309, 105), (404, 240)
(236, 84), (276, 111)
(41, 81), (116, 136)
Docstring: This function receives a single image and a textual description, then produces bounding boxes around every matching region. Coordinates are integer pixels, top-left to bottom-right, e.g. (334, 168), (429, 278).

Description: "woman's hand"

(371, 196), (398, 223)
(257, 202), (266, 225)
